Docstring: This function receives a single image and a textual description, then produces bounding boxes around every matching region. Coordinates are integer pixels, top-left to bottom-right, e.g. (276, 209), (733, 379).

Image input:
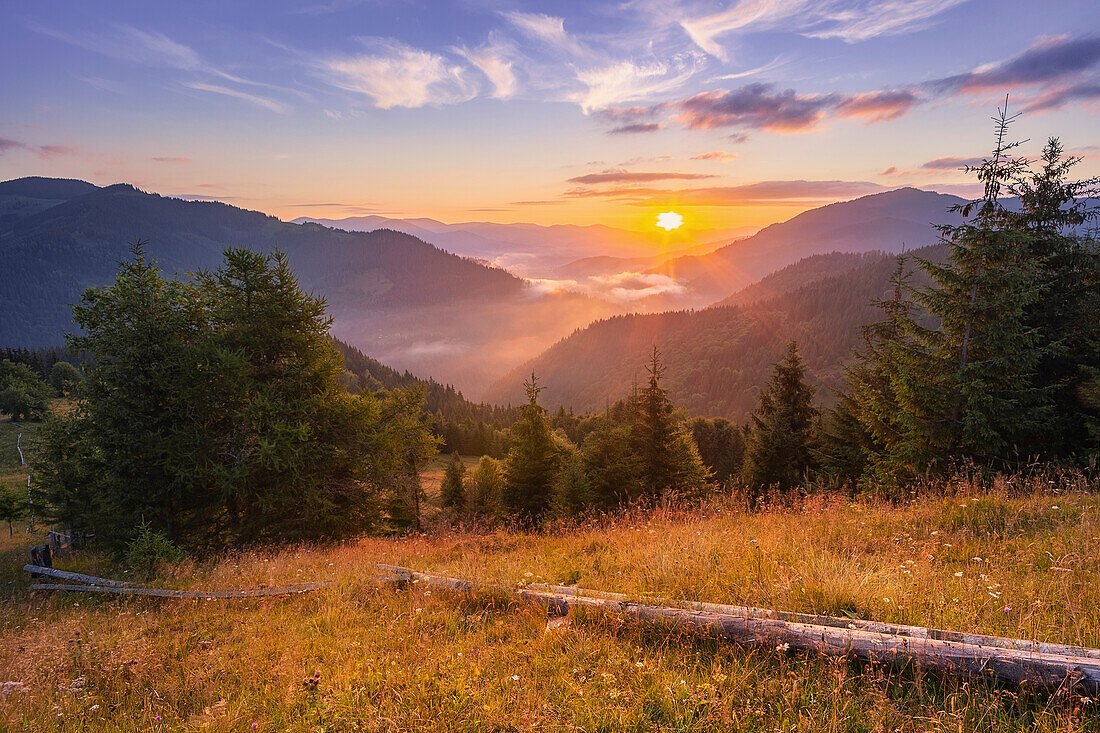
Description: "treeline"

(434, 348), (717, 525)
(332, 339), (517, 457)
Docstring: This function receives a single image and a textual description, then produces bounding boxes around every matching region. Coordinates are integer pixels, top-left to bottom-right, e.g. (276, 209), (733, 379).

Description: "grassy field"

(0, 471), (1098, 731)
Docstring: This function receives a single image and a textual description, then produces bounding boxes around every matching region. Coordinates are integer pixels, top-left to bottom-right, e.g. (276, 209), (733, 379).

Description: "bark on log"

(525, 581), (1100, 661)
(30, 581), (332, 599)
(23, 564), (131, 587)
(379, 565), (1100, 694)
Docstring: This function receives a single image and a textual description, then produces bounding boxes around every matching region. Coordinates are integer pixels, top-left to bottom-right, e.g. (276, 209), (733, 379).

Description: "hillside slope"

(637, 187), (962, 309)
(485, 245), (945, 420)
(0, 178), (613, 392)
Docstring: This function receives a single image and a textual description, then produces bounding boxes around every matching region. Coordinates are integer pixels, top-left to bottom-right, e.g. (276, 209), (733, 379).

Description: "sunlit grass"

(0, 472), (1098, 730)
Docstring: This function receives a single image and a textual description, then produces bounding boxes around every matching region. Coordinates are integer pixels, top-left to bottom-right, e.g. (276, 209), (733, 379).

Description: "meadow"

(1, 466), (1098, 731)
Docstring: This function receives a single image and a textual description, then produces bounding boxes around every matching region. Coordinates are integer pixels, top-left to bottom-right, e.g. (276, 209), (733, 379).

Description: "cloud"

(0, 138), (80, 159)
(675, 83), (922, 132)
(502, 11), (589, 59)
(833, 90), (918, 122)
(920, 156), (984, 170)
(728, 132), (750, 144)
(567, 170), (716, 184)
(589, 271), (686, 302)
(931, 35), (1100, 95)
(608, 122), (664, 134)
(324, 38), (477, 109)
(691, 151), (737, 161)
(566, 179), (884, 206)
(456, 41), (518, 99)
(28, 21), (201, 70)
(880, 166), (900, 176)
(151, 156), (191, 164)
(1021, 80), (1100, 113)
(182, 82), (290, 113)
(677, 84), (834, 132)
(681, 0), (968, 60)
(574, 55), (702, 113)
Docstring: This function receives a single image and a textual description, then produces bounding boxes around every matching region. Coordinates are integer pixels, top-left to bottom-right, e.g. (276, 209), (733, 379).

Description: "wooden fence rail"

(379, 565), (1100, 695)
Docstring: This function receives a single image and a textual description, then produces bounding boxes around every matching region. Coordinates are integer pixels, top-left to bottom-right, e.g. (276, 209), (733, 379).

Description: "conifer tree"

(741, 341), (818, 495)
(633, 347), (709, 501)
(502, 374), (563, 522)
(467, 455), (504, 518)
(551, 449), (592, 518)
(439, 452), (467, 512)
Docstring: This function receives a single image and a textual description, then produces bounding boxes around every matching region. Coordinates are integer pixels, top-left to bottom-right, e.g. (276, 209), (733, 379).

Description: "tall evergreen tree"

(502, 374), (564, 522)
(439, 452), (467, 512)
(467, 455), (504, 518)
(32, 244), (437, 551)
(741, 341), (819, 495)
(633, 347), (709, 501)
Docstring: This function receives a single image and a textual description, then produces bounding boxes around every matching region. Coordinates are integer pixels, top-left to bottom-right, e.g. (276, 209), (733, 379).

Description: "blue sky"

(1, 0), (1097, 231)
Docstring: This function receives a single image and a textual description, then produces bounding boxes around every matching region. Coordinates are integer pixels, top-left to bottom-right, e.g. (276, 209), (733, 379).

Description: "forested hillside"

(0, 177), (614, 390)
(486, 245), (945, 420)
(636, 188), (963, 307)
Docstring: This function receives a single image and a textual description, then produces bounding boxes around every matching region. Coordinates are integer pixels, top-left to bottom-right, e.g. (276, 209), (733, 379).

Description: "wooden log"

(30, 581), (333, 599)
(23, 564), (131, 587)
(379, 565), (1100, 693)
(525, 581), (1100, 662)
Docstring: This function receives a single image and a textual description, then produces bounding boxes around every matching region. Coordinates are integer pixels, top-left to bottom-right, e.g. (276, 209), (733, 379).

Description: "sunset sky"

(1, 0), (1097, 233)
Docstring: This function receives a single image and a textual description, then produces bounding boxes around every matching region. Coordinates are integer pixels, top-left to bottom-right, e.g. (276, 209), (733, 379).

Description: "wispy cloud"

(0, 137), (80, 159)
(324, 38), (477, 109)
(567, 169), (716, 184)
(455, 37), (518, 99)
(920, 155), (984, 170)
(676, 84), (835, 132)
(609, 122), (665, 134)
(574, 55), (703, 113)
(681, 0), (969, 60)
(182, 82), (290, 113)
(691, 150), (737, 161)
(833, 90), (918, 122)
(151, 156), (191, 164)
(930, 35), (1100, 94)
(502, 11), (590, 59)
(565, 179), (884, 205)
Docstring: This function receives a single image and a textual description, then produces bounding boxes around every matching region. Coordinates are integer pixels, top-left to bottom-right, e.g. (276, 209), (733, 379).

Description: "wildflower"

(155, 716), (162, 722)
(511, 675), (520, 681)
(776, 643), (790, 652)
(1004, 606), (1012, 613)
(954, 572), (963, 577)
(635, 662), (644, 668)
(252, 725), (258, 730)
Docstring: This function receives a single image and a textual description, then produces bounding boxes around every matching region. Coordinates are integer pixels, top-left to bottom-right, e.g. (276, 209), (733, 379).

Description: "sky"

(1, 0), (1098, 233)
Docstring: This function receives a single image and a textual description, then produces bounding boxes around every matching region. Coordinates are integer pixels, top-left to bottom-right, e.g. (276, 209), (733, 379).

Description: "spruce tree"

(633, 347), (709, 501)
(551, 449), (592, 518)
(467, 456), (504, 518)
(502, 374), (563, 522)
(439, 452), (467, 512)
(741, 341), (818, 495)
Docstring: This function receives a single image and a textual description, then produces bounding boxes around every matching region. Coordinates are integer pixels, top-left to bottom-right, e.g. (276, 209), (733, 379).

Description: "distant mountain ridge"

(0, 177), (614, 392)
(484, 242), (948, 421)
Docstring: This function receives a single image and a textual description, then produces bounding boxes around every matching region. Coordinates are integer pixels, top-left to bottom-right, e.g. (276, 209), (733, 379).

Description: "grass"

(0, 472), (1098, 731)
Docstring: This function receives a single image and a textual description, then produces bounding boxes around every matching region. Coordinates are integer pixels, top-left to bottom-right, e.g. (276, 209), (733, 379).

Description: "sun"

(656, 211), (683, 231)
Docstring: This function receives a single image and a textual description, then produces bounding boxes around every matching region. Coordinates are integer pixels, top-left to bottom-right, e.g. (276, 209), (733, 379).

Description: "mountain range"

(4, 177), (971, 406)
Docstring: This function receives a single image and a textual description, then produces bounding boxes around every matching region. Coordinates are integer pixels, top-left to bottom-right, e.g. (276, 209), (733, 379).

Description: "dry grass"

(1, 472), (1099, 731)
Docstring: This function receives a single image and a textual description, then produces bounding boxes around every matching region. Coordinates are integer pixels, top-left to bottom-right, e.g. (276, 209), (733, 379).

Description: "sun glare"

(656, 211), (683, 231)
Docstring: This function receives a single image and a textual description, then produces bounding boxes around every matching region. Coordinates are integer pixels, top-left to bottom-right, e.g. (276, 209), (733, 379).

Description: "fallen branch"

(379, 565), (1100, 694)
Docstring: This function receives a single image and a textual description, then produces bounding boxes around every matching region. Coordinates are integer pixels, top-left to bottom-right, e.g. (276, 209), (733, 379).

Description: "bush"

(126, 522), (186, 577)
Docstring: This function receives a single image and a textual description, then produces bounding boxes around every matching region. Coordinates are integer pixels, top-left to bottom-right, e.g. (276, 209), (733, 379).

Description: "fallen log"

(23, 565), (131, 587)
(379, 564), (1100, 694)
(525, 581), (1100, 662)
(30, 581), (333, 599)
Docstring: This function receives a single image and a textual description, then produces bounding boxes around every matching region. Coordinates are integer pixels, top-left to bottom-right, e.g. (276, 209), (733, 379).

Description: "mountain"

(632, 187), (965, 309)
(484, 244), (947, 421)
(292, 213), (748, 282)
(0, 177), (614, 393)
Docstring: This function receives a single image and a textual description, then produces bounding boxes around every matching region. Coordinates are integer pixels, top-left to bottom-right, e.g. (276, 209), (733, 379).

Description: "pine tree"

(502, 374), (564, 522)
(741, 341), (818, 496)
(551, 449), (592, 518)
(633, 347), (709, 502)
(439, 452), (467, 512)
(467, 456), (504, 518)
